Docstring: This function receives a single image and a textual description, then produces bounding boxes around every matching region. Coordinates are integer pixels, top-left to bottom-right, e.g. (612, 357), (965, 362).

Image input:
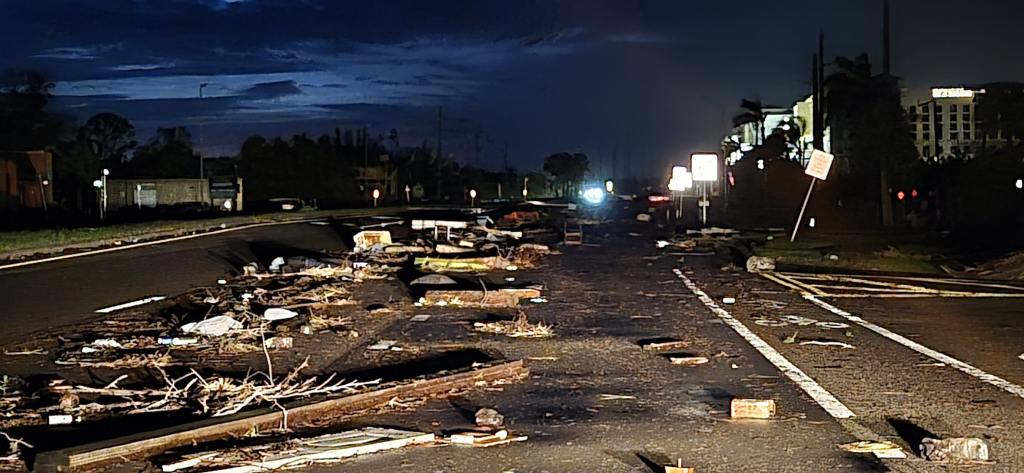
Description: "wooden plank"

(423, 288), (542, 308)
(163, 428), (435, 473)
(34, 360), (527, 473)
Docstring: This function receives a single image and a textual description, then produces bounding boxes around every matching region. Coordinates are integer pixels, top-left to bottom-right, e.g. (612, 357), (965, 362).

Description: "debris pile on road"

(0, 208), (564, 471)
(745, 255), (777, 273)
(920, 437), (990, 462)
(159, 427), (436, 473)
(964, 249), (1024, 280)
(473, 311), (553, 338)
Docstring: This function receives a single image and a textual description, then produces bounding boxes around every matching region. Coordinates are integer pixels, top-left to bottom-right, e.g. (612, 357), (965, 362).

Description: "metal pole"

(700, 182), (708, 226)
(790, 177), (817, 242)
(100, 173), (107, 221)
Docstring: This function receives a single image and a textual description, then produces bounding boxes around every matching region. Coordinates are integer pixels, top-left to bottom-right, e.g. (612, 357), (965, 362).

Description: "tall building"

(902, 86), (1010, 161)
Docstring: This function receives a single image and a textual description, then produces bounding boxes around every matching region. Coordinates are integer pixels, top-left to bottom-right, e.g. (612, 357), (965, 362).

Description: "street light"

(1016, 178), (1023, 190)
(604, 179), (614, 194)
(469, 188), (477, 207)
(98, 168), (110, 221)
(372, 188), (381, 207)
(404, 184), (411, 203)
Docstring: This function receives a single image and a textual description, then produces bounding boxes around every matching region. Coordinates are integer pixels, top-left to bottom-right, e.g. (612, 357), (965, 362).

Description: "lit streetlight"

(372, 188), (381, 208)
(469, 188), (478, 207)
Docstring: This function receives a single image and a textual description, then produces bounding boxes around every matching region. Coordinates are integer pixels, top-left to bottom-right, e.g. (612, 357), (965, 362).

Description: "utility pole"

(198, 83), (208, 182)
(812, 54), (822, 151)
(436, 106), (443, 200)
(883, 0), (891, 76)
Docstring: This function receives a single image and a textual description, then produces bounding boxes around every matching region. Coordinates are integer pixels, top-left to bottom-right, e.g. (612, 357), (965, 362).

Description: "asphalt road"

(3, 204), (1024, 470)
(0, 220), (350, 345)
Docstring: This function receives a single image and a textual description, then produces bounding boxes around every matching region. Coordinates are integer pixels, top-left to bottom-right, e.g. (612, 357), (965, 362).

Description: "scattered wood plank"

(423, 288), (541, 308)
(34, 360), (527, 473)
(730, 398), (775, 419)
(160, 427), (434, 473)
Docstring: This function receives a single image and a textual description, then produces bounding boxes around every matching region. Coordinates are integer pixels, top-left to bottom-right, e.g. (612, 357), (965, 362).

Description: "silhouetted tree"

(80, 113), (136, 167)
(0, 70), (64, 151)
(826, 54), (917, 226)
(543, 152), (589, 197)
(733, 99), (766, 145)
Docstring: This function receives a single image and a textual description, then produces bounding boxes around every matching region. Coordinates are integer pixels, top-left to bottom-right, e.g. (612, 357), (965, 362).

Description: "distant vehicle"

(268, 197), (304, 211)
(646, 191), (672, 208)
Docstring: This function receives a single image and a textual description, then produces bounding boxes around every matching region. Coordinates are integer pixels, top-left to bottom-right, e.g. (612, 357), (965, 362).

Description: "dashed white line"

(95, 296), (166, 314)
(673, 269), (856, 419)
(805, 294), (1024, 399)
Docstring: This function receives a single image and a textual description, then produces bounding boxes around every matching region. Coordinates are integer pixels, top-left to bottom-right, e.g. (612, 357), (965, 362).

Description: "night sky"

(4, 0), (1023, 174)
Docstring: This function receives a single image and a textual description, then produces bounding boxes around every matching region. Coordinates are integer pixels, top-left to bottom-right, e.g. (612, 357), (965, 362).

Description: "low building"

(106, 178), (213, 211)
(0, 150), (54, 212)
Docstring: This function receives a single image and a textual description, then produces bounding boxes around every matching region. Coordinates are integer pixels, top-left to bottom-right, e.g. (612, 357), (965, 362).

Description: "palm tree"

(733, 99), (766, 145)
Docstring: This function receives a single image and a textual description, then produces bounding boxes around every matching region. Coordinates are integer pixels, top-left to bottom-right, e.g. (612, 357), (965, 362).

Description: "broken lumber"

(415, 256), (510, 272)
(423, 288), (541, 308)
(34, 360), (527, 473)
(160, 428), (435, 473)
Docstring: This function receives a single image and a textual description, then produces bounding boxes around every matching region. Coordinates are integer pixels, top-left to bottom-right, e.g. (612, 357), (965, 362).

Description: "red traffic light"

(896, 191), (906, 201)
(911, 188), (919, 198)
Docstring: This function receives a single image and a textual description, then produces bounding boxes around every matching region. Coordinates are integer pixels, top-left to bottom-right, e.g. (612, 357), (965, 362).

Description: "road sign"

(691, 153), (719, 182)
(668, 166), (693, 191)
(805, 149), (834, 181)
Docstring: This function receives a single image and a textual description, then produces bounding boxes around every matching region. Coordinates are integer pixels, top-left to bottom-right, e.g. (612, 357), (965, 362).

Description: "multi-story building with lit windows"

(902, 86), (1011, 161)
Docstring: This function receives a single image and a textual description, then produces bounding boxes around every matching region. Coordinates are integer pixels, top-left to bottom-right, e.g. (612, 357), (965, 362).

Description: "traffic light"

(896, 190), (905, 201)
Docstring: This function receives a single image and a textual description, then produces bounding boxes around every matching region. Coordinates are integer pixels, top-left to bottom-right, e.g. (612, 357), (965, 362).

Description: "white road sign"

(805, 150), (834, 181)
(691, 153), (719, 182)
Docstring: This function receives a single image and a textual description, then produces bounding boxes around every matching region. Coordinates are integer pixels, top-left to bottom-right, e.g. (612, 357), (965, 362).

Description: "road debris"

(664, 460), (695, 473)
(730, 399), (775, 419)
(423, 288), (542, 308)
(597, 394), (637, 401)
(180, 316), (243, 337)
(474, 311), (553, 338)
(641, 340), (688, 351)
(34, 361), (528, 472)
(838, 440), (906, 459)
(669, 356), (709, 366)
(159, 428), (434, 473)
(475, 407), (505, 430)
(745, 256), (776, 273)
(352, 230), (393, 251)
(799, 340), (855, 349)
(448, 429), (527, 447)
(920, 437), (990, 462)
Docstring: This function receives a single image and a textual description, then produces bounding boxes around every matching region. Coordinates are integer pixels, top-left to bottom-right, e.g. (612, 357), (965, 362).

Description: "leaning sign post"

(690, 153), (719, 226)
(790, 149), (834, 242)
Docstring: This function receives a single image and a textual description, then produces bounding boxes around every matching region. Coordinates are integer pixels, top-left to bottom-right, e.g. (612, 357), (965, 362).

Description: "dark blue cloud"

(240, 80), (304, 100)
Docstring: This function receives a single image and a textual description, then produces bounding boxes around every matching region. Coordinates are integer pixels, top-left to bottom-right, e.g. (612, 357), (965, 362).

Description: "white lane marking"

(0, 213), (375, 272)
(674, 269), (856, 419)
(95, 296), (166, 314)
(805, 294), (1024, 399)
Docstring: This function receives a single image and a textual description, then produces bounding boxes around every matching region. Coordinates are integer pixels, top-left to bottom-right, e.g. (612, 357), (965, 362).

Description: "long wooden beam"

(34, 360), (527, 473)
